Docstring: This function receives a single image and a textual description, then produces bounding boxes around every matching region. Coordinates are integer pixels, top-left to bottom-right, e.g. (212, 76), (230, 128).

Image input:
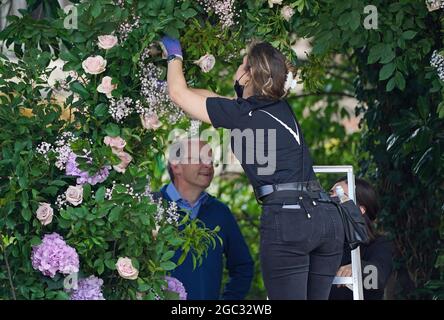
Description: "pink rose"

(82, 56), (107, 75)
(116, 257), (139, 280)
(140, 114), (162, 130)
(103, 136), (126, 152)
(113, 151), (132, 173)
(193, 53), (216, 73)
(65, 185), (83, 206)
(281, 5), (295, 21)
(97, 76), (117, 98)
(98, 35), (118, 50)
(36, 202), (54, 226)
(268, 0), (283, 8)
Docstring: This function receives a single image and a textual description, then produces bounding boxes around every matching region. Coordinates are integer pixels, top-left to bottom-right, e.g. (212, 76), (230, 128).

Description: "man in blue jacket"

(157, 137), (254, 300)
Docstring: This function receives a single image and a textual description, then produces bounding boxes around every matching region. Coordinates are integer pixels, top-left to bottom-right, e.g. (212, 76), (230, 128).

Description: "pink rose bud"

(82, 56), (107, 75)
(103, 136), (126, 152)
(97, 76), (117, 98)
(116, 257), (139, 280)
(113, 151), (132, 173)
(98, 35), (118, 50)
(140, 114), (162, 130)
(193, 53), (216, 73)
(281, 5), (295, 21)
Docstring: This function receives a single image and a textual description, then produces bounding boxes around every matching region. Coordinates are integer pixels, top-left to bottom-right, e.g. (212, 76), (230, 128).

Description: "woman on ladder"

(162, 36), (345, 299)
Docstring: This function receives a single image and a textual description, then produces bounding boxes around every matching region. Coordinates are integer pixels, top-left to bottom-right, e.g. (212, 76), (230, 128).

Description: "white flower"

(152, 225), (160, 240)
(36, 203), (54, 226)
(82, 56), (107, 75)
(281, 5), (295, 21)
(116, 257), (139, 280)
(65, 185), (83, 206)
(97, 76), (117, 98)
(284, 71), (297, 92)
(268, 0), (283, 8)
(98, 35), (118, 50)
(193, 53), (216, 73)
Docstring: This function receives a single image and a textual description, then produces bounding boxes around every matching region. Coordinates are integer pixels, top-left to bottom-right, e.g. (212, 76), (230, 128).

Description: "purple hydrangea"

(165, 276), (187, 300)
(31, 233), (79, 278)
(70, 276), (105, 300)
(65, 152), (110, 186)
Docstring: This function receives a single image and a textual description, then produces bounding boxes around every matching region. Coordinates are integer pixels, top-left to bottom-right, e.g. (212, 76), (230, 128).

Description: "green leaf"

(181, 8), (197, 19)
(379, 63), (396, 81)
(94, 103), (108, 117)
(349, 11), (361, 31)
(108, 206), (122, 223)
(160, 261), (176, 271)
(386, 77), (396, 92)
(438, 102), (444, 118)
(91, 2), (102, 18)
(402, 30), (417, 40)
(104, 123), (120, 137)
(70, 81), (90, 99)
(394, 71), (406, 90)
(105, 259), (116, 270)
(21, 208), (31, 221)
(95, 186), (105, 202)
(161, 250), (175, 262)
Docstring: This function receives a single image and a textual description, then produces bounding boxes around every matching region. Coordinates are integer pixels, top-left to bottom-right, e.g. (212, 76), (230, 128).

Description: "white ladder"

(313, 165), (364, 300)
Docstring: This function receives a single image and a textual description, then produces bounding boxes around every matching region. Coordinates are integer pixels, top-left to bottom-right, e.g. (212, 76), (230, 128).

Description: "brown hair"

(335, 177), (380, 241)
(246, 41), (296, 100)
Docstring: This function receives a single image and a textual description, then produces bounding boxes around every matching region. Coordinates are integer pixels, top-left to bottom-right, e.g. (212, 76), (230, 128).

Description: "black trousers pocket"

(276, 207), (314, 243)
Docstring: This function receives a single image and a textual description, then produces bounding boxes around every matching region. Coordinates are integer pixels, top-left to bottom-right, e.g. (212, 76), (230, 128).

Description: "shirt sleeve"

(206, 97), (247, 129)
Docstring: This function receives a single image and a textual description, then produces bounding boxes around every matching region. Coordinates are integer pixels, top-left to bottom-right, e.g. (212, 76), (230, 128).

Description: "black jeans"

(259, 191), (344, 300)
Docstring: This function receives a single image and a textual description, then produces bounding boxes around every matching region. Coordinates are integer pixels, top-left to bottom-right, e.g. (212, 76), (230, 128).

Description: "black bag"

(332, 199), (370, 249)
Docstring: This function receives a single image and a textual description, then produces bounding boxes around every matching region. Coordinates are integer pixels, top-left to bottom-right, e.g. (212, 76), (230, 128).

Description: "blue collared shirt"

(165, 182), (209, 219)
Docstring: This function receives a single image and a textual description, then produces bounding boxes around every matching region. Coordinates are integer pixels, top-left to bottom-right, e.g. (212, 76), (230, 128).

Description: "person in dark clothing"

(329, 177), (394, 300)
(156, 138), (254, 300)
(161, 36), (349, 299)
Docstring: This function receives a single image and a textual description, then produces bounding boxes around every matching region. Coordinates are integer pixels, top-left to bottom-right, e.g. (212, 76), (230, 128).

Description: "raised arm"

(162, 36), (222, 124)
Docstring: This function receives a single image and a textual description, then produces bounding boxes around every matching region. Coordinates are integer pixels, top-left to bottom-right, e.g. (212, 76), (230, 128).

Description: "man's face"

(173, 141), (214, 189)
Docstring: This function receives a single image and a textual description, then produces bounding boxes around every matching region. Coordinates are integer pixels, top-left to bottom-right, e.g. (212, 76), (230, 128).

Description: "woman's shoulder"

(366, 235), (395, 253)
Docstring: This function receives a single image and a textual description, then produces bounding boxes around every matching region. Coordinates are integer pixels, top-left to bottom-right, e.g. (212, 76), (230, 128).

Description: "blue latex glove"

(160, 36), (183, 59)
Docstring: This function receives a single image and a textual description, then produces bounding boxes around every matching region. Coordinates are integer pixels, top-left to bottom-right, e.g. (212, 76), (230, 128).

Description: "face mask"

(234, 72), (248, 98)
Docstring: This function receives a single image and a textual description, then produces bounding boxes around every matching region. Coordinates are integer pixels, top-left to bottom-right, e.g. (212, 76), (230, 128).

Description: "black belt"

(254, 181), (324, 202)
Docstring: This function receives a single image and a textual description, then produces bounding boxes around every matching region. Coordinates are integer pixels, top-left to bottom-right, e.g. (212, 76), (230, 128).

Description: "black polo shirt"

(206, 96), (316, 188)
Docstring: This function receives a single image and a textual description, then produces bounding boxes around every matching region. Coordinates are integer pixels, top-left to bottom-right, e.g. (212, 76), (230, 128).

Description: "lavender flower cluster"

(70, 276), (105, 300)
(165, 276), (187, 300)
(37, 132), (79, 170)
(196, 0), (239, 28)
(65, 152), (110, 186)
(431, 50), (444, 81)
(31, 233), (79, 278)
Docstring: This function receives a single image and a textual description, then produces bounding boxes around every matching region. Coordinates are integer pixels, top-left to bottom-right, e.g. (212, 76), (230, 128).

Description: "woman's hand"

(160, 36), (183, 59)
(336, 264), (352, 287)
